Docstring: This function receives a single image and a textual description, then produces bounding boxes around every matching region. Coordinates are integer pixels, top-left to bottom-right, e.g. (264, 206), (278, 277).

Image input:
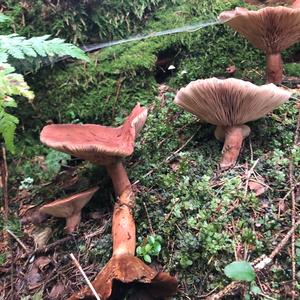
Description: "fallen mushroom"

(40, 103), (147, 196)
(174, 77), (291, 169)
(67, 188), (178, 300)
(218, 6), (300, 83)
(23, 187), (99, 233)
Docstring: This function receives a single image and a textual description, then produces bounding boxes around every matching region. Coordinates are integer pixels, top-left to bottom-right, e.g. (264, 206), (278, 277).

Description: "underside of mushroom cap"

(174, 78), (291, 126)
(218, 6), (300, 54)
(40, 103), (148, 165)
(40, 186), (99, 218)
(68, 254), (178, 300)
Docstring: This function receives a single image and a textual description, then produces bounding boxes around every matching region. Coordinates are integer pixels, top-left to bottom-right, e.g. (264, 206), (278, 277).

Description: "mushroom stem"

(67, 189), (178, 300)
(112, 189), (136, 256)
(106, 161), (131, 196)
(216, 125), (250, 170)
(65, 211), (81, 234)
(266, 53), (283, 84)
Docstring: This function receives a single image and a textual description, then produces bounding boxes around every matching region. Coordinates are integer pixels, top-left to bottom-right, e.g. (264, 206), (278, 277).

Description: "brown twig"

(1, 145), (8, 221)
(69, 253), (101, 300)
(208, 218), (300, 299)
(244, 158), (260, 196)
(6, 229), (28, 252)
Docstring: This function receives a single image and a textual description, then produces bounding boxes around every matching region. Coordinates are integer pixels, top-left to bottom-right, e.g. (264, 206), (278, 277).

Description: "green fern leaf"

(0, 111), (19, 153)
(0, 14), (10, 23)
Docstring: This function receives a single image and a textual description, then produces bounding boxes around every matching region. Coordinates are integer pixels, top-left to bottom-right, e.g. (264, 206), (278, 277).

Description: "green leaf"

(0, 14), (10, 23)
(136, 246), (143, 256)
(224, 261), (255, 282)
(145, 244), (152, 252)
(148, 235), (155, 245)
(250, 285), (262, 295)
(144, 254), (152, 263)
(152, 241), (161, 255)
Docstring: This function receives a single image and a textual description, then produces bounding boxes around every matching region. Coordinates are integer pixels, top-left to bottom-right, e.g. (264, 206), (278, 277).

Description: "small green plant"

(224, 261), (264, 299)
(0, 13), (89, 153)
(136, 234), (162, 263)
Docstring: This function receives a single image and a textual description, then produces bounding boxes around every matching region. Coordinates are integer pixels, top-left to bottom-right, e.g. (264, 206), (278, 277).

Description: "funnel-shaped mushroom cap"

(293, 0), (300, 8)
(40, 187), (99, 217)
(218, 6), (300, 54)
(40, 103), (148, 165)
(67, 254), (178, 300)
(174, 78), (291, 126)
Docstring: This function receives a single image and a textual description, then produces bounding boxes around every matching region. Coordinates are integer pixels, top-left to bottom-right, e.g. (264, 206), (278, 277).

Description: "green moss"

(285, 63), (300, 77)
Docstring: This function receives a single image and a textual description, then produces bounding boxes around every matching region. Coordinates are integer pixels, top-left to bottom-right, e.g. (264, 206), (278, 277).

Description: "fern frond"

(0, 14), (11, 23)
(0, 63), (34, 152)
(0, 34), (89, 62)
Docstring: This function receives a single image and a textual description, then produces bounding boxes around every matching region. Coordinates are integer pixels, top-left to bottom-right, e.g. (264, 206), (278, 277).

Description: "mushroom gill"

(174, 77), (291, 169)
(218, 6), (300, 83)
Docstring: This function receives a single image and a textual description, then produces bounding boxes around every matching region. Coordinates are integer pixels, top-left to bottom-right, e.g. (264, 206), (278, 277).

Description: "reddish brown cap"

(67, 254), (178, 300)
(40, 103), (148, 165)
(218, 6), (300, 54)
(40, 187), (99, 218)
(174, 78), (291, 126)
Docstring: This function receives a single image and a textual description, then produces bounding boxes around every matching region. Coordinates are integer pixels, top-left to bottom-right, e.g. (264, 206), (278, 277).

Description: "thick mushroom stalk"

(67, 189), (178, 300)
(266, 53), (283, 84)
(174, 78), (291, 169)
(40, 103), (148, 197)
(215, 125), (250, 170)
(218, 6), (300, 83)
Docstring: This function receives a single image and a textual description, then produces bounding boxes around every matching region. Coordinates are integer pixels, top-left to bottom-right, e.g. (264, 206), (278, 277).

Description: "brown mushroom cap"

(40, 103), (148, 165)
(218, 6), (300, 54)
(40, 186), (99, 218)
(174, 78), (291, 126)
(68, 254), (178, 300)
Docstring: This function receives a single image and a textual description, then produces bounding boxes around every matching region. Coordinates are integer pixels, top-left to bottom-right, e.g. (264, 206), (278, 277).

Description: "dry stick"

(208, 218), (300, 300)
(132, 127), (200, 186)
(289, 103), (300, 299)
(69, 253), (101, 300)
(143, 202), (154, 235)
(1, 145), (8, 220)
(6, 229), (28, 252)
(244, 158), (260, 196)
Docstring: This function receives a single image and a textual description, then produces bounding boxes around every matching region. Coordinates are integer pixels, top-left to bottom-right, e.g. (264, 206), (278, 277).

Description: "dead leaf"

(248, 180), (268, 196)
(32, 227), (52, 249)
(48, 283), (65, 300)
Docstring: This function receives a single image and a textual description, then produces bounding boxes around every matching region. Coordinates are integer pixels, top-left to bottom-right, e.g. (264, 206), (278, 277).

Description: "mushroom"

(40, 103), (147, 196)
(174, 77), (291, 169)
(67, 189), (178, 300)
(218, 6), (300, 83)
(39, 187), (99, 233)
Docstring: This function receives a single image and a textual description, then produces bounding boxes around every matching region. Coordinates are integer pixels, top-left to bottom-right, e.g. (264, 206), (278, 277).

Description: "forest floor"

(1, 1), (300, 300)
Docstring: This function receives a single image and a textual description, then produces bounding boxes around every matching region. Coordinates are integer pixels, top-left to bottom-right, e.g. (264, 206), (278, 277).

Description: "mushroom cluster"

(37, 103), (178, 299)
(218, 5), (300, 83)
(174, 78), (291, 169)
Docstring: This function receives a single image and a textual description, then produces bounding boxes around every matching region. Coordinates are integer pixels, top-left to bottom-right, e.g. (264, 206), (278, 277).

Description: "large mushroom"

(174, 77), (291, 169)
(218, 6), (300, 83)
(23, 187), (99, 233)
(40, 103), (147, 196)
(68, 188), (178, 300)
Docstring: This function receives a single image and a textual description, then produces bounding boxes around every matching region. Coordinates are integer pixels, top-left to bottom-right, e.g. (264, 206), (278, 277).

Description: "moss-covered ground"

(1, 0), (300, 299)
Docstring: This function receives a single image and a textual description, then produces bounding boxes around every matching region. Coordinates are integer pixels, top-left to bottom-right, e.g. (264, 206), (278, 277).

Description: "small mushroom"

(218, 6), (300, 83)
(67, 189), (178, 300)
(174, 77), (291, 169)
(38, 187), (99, 233)
(40, 103), (147, 196)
